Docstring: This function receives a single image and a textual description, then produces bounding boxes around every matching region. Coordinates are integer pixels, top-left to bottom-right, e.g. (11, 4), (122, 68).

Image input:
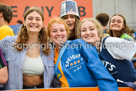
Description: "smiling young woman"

(0, 7), (54, 90)
(108, 14), (133, 41)
(47, 17), (118, 91)
(77, 18), (136, 88)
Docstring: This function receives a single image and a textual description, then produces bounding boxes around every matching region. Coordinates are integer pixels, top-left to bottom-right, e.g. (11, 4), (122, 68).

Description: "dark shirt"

(0, 48), (7, 69)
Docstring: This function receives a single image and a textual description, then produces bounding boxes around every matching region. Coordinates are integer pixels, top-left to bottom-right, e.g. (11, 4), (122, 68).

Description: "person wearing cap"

(60, 0), (80, 40)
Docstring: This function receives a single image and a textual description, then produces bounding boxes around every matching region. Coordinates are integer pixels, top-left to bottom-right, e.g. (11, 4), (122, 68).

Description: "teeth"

(68, 24), (72, 26)
(85, 35), (91, 38)
(55, 37), (63, 40)
(112, 25), (119, 27)
(30, 26), (38, 28)
(57, 37), (62, 39)
(85, 36), (92, 39)
(30, 24), (38, 28)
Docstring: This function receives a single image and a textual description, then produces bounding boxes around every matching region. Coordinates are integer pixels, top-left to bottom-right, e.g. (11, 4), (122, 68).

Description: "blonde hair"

(76, 18), (104, 39)
(47, 17), (70, 38)
(15, 7), (50, 56)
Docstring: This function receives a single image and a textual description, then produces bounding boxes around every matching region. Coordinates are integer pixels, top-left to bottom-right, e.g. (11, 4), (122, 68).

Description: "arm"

(0, 36), (17, 55)
(76, 39), (118, 91)
(0, 66), (8, 84)
(105, 37), (136, 61)
(0, 48), (8, 84)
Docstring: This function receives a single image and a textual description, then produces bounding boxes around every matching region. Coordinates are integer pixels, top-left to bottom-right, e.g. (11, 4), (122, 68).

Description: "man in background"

(17, 20), (23, 24)
(96, 13), (109, 33)
(0, 4), (14, 40)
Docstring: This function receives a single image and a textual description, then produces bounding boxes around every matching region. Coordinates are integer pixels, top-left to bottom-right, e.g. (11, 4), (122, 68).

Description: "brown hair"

(0, 4), (13, 23)
(15, 7), (50, 56)
(96, 13), (109, 26)
(61, 15), (80, 40)
(108, 14), (132, 37)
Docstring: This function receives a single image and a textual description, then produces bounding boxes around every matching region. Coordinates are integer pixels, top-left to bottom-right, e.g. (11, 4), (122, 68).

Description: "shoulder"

(121, 33), (133, 38)
(0, 36), (17, 50)
(1, 25), (13, 31)
(120, 33), (134, 41)
(103, 37), (127, 44)
(68, 39), (96, 51)
(1, 36), (17, 43)
(70, 39), (87, 44)
(68, 39), (89, 48)
(101, 37), (131, 50)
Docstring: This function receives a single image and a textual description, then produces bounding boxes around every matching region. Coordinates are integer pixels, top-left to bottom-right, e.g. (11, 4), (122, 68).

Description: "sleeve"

(0, 48), (7, 69)
(76, 39), (119, 91)
(105, 37), (136, 61)
(0, 36), (10, 55)
(0, 36), (17, 63)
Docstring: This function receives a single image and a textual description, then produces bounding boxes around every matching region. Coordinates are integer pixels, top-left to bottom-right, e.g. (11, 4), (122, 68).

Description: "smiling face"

(50, 23), (67, 47)
(62, 15), (76, 30)
(81, 21), (100, 44)
(110, 15), (124, 31)
(24, 11), (43, 33)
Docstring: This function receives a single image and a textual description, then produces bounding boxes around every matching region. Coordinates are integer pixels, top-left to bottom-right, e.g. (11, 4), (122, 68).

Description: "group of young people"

(0, 0), (136, 90)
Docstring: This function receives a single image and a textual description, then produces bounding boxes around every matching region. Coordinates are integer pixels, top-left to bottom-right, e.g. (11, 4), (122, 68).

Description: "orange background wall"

(0, 0), (93, 26)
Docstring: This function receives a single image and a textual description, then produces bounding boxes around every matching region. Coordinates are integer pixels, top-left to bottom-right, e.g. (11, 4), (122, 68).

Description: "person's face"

(50, 23), (67, 47)
(63, 15), (76, 30)
(81, 21), (100, 44)
(110, 15), (124, 31)
(24, 11), (43, 33)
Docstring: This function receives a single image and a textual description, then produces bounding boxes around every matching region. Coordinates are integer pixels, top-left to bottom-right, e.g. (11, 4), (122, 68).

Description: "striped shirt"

(0, 48), (7, 69)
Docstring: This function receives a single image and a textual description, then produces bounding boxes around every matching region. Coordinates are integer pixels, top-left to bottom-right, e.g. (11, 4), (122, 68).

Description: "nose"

(86, 29), (91, 34)
(67, 17), (72, 22)
(32, 19), (36, 23)
(57, 31), (61, 35)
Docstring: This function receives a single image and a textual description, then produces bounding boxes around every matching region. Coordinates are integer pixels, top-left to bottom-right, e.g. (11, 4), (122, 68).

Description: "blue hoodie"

(55, 39), (118, 91)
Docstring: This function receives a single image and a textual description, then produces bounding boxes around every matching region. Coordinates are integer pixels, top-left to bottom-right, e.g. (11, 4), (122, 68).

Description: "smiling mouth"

(67, 24), (73, 27)
(55, 37), (63, 40)
(85, 36), (92, 39)
(30, 23), (39, 28)
(112, 25), (120, 27)
(30, 26), (39, 28)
